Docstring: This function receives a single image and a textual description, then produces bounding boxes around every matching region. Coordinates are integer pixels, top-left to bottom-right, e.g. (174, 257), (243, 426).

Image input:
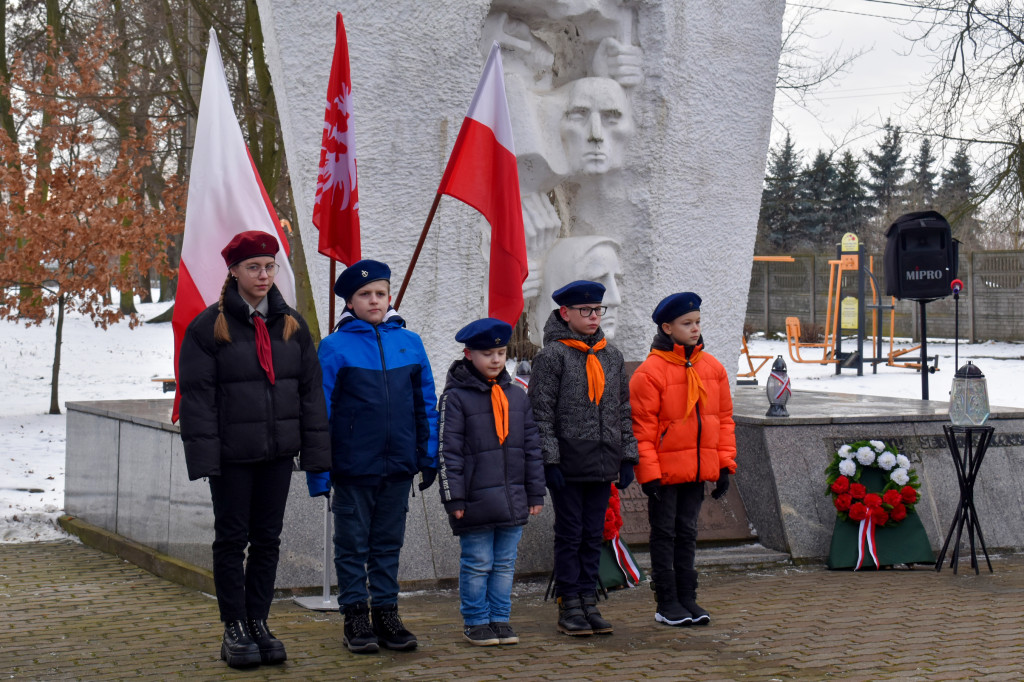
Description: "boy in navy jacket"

(306, 260), (438, 654)
(437, 318), (545, 646)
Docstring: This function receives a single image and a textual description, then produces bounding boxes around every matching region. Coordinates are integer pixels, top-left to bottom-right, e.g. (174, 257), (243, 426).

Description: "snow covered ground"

(1, 302), (1021, 543)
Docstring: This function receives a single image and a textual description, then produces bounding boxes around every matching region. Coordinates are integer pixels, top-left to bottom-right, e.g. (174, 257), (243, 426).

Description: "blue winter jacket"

(306, 309), (438, 493)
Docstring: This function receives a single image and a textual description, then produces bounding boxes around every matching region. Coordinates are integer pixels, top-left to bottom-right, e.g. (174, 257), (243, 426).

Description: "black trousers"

(551, 481), (611, 598)
(208, 457), (293, 623)
(647, 482), (704, 587)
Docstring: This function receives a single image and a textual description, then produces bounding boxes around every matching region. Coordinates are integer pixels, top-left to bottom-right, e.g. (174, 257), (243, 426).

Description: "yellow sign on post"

(841, 296), (859, 330)
(841, 233), (859, 252)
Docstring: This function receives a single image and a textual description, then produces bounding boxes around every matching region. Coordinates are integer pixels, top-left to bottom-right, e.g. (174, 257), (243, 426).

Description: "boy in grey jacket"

(527, 280), (639, 636)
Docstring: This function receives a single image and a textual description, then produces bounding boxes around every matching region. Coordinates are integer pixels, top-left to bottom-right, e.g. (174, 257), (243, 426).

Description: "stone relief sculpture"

(479, 0), (643, 346)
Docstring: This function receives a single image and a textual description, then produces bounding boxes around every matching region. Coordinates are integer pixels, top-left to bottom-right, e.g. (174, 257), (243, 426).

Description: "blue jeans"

(459, 526), (524, 626)
(332, 478), (411, 609)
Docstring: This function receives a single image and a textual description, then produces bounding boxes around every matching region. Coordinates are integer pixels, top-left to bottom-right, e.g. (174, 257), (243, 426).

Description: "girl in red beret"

(178, 230), (330, 668)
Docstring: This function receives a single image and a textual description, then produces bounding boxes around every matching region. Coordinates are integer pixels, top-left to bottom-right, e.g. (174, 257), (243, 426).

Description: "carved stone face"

(559, 77), (634, 176)
(533, 236), (623, 343)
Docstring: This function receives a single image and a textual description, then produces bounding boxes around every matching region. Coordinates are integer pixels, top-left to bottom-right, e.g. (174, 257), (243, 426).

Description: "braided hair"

(213, 272), (301, 343)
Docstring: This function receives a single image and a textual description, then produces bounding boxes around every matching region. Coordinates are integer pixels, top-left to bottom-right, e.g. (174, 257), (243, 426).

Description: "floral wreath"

(825, 440), (920, 529)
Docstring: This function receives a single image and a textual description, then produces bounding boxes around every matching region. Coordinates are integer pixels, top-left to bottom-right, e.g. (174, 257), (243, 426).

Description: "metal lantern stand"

(935, 425), (995, 575)
(294, 496), (338, 610)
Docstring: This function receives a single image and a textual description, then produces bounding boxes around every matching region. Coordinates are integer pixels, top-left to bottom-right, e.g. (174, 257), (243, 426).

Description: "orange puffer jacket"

(629, 341), (736, 486)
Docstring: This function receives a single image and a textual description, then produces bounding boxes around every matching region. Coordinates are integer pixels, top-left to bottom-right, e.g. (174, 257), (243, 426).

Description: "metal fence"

(744, 250), (1024, 342)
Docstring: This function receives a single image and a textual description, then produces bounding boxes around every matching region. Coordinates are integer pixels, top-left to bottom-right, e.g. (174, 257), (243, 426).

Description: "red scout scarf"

(648, 344), (707, 421)
(489, 378), (509, 445)
(557, 338), (607, 404)
(252, 312), (275, 385)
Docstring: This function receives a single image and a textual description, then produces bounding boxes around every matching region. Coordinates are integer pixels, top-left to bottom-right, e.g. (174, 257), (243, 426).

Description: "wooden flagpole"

(394, 192), (442, 311)
(328, 260), (337, 331)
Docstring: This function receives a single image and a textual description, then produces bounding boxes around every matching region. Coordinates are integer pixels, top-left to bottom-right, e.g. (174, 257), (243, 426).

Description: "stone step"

(631, 543), (793, 573)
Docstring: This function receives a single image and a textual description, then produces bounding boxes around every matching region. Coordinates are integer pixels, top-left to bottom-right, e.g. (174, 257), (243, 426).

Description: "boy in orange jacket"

(629, 292), (736, 626)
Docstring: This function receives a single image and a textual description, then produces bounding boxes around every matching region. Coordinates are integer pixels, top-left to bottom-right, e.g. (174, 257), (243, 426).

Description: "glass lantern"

(765, 355), (791, 417)
(949, 361), (990, 427)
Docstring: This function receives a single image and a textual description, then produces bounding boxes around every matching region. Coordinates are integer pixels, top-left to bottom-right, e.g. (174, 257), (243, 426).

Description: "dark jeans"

(208, 457), (294, 623)
(332, 478), (412, 609)
(551, 481), (611, 598)
(647, 482), (704, 586)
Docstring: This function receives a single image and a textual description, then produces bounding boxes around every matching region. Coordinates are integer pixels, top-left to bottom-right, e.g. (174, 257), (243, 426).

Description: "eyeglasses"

(242, 263), (279, 277)
(570, 305), (608, 317)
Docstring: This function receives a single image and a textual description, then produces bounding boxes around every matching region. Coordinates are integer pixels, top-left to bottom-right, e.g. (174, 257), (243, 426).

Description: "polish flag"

(171, 28), (296, 422)
(313, 12), (361, 264)
(437, 43), (527, 326)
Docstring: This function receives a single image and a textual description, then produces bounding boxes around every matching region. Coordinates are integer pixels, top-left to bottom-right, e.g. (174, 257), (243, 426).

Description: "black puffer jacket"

(437, 359), (545, 535)
(527, 310), (639, 482)
(178, 281), (331, 480)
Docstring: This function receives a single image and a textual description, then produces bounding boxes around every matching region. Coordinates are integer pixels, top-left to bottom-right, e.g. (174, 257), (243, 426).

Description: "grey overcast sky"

(771, 0), (949, 159)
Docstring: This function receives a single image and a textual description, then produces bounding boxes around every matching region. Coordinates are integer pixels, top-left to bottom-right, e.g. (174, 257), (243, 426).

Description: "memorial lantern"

(949, 361), (990, 427)
(765, 355), (791, 417)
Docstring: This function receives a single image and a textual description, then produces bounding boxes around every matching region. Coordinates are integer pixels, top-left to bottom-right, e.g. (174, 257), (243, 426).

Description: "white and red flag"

(313, 12), (361, 264)
(171, 28), (295, 422)
(437, 43), (527, 326)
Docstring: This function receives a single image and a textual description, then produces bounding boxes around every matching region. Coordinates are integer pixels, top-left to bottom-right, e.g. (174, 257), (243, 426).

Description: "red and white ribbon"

(855, 517), (880, 570)
(612, 536), (642, 587)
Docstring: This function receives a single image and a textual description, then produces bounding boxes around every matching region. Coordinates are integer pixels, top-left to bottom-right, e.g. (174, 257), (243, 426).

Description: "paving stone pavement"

(3, 541), (1024, 681)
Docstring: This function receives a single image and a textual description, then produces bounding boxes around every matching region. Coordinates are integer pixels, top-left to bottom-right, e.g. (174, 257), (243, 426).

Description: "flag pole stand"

(394, 192), (442, 311)
(293, 496), (337, 611)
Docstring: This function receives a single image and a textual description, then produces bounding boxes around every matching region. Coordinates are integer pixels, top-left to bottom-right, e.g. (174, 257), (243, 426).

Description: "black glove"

(641, 479), (662, 500)
(711, 468), (730, 500)
(545, 465), (566, 492)
(616, 462), (635, 490)
(418, 467), (438, 491)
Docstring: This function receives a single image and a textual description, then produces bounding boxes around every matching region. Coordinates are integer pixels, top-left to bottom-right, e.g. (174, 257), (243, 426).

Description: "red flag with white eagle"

(170, 29), (295, 423)
(437, 43), (527, 326)
(313, 12), (361, 265)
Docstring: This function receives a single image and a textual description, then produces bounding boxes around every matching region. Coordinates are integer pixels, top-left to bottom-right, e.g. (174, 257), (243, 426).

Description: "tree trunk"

(119, 254), (138, 314)
(49, 292), (65, 415)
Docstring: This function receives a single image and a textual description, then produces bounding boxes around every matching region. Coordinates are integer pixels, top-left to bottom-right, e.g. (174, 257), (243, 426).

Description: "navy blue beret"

(552, 280), (605, 306)
(456, 318), (512, 350)
(334, 259), (391, 300)
(652, 292), (702, 325)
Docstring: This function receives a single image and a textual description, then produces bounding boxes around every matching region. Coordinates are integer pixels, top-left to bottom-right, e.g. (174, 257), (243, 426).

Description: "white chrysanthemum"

(839, 459), (857, 477)
(838, 444), (854, 459)
(891, 468), (910, 486)
(870, 440), (886, 453)
(896, 454), (910, 469)
(877, 453), (897, 471)
(856, 447), (876, 466)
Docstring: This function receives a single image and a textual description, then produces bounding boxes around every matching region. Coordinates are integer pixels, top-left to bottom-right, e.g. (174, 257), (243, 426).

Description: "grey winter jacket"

(527, 311), (639, 482)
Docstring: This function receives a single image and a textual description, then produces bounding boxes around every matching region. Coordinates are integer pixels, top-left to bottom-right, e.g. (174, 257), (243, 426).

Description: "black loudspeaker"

(883, 210), (959, 300)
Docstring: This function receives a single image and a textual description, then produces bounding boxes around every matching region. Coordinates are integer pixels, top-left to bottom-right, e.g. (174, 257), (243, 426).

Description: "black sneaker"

(247, 618), (287, 664)
(655, 600), (693, 627)
(342, 603), (379, 654)
(680, 598), (711, 625)
(463, 623), (499, 646)
(221, 619), (261, 668)
(372, 603), (418, 650)
(489, 621), (519, 645)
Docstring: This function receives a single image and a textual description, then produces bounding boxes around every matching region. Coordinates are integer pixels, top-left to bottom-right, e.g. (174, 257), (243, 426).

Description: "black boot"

(247, 618), (286, 665)
(556, 596), (593, 636)
(372, 603), (418, 650)
(221, 619), (261, 668)
(653, 577), (693, 627)
(579, 592), (613, 634)
(678, 569), (710, 625)
(342, 603), (379, 654)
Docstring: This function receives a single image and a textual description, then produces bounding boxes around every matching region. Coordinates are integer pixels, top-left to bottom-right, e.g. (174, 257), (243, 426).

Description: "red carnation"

(831, 476), (850, 494)
(883, 490), (902, 507)
(901, 486), (918, 504)
(848, 502), (868, 521)
(849, 483), (867, 500)
(891, 503), (907, 522)
(864, 493), (882, 508)
(834, 493), (853, 511)
(870, 507), (890, 526)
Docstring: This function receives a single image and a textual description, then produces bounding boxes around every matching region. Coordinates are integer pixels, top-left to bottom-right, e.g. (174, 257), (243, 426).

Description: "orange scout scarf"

(489, 379), (509, 445)
(557, 338), (607, 404)
(648, 345), (708, 421)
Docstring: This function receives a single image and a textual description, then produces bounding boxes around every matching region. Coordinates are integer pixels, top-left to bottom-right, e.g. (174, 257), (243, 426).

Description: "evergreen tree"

(907, 138), (938, 210)
(796, 150), (836, 249)
(831, 150), (868, 246)
(937, 143), (981, 248)
(863, 120), (907, 241)
(758, 133), (802, 251)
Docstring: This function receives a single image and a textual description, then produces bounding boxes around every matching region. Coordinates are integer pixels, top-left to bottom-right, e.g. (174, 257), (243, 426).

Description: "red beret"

(221, 231), (280, 267)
